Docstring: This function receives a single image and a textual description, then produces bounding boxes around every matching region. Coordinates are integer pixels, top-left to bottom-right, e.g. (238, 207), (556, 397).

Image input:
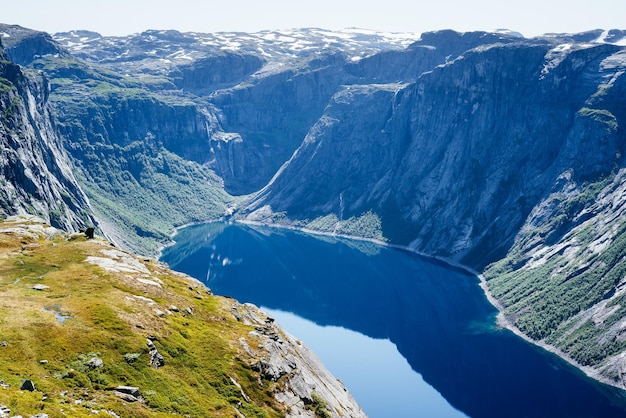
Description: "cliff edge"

(0, 215), (365, 417)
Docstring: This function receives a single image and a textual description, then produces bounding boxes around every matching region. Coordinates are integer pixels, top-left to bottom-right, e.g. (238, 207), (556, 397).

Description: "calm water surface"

(160, 222), (626, 417)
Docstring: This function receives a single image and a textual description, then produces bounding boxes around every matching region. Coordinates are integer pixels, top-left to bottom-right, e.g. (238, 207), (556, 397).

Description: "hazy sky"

(2, 0), (624, 38)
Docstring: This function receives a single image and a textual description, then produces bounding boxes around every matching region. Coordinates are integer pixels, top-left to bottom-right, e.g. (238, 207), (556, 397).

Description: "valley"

(1, 22), (626, 415)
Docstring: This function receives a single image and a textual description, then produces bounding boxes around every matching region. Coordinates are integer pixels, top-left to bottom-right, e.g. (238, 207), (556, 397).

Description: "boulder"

(20, 379), (35, 391)
(147, 339), (165, 369)
(0, 405), (10, 418)
(114, 386), (140, 397)
(86, 357), (104, 368)
(150, 350), (165, 369)
(115, 391), (139, 402)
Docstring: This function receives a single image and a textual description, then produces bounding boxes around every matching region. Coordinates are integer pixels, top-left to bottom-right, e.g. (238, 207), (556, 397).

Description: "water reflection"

(262, 307), (467, 417)
(161, 222), (626, 418)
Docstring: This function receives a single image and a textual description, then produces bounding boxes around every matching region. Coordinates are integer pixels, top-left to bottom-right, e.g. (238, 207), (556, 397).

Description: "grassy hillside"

(0, 215), (313, 417)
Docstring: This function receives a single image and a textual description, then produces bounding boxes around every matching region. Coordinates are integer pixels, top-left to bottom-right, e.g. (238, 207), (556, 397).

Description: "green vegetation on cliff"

(33, 51), (238, 256)
(484, 173), (626, 383)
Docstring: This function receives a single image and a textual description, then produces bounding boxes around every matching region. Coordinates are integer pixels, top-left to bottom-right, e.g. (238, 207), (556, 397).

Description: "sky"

(2, 0), (624, 38)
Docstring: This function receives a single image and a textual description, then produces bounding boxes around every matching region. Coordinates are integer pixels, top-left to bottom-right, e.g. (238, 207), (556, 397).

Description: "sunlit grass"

(0, 218), (285, 417)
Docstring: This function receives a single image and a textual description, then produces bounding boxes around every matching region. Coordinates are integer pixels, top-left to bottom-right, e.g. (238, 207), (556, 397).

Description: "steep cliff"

(210, 51), (350, 194)
(1, 25), (237, 255)
(2, 25), (416, 254)
(0, 36), (95, 231)
(243, 31), (626, 386)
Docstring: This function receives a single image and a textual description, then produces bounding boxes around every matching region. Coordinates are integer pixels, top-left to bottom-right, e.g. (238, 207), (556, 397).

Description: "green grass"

(577, 107), (618, 131)
(0, 218), (286, 417)
(0, 76), (14, 93)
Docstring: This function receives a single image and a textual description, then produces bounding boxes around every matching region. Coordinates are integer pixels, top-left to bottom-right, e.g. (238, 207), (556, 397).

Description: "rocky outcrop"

(232, 303), (366, 418)
(345, 29), (521, 83)
(0, 24), (64, 66)
(170, 52), (265, 96)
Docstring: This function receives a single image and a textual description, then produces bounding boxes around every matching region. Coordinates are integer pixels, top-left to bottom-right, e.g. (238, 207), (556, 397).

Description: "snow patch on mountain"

(54, 27), (419, 66)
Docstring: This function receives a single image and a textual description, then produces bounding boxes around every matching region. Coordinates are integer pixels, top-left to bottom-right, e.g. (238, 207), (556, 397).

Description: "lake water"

(160, 222), (626, 417)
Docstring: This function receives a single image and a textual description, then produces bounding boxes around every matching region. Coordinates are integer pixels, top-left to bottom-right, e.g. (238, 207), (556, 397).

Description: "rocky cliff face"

(245, 33), (626, 268)
(243, 30), (626, 386)
(0, 37), (95, 231)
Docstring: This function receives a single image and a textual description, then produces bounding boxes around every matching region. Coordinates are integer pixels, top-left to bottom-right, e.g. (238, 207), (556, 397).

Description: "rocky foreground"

(0, 215), (365, 418)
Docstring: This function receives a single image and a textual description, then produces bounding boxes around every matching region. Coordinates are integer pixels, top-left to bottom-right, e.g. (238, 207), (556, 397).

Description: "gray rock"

(32, 284), (49, 291)
(86, 357), (103, 368)
(150, 350), (165, 369)
(147, 340), (165, 369)
(115, 391), (139, 402)
(0, 405), (10, 418)
(114, 386), (140, 397)
(0, 41), (98, 232)
(234, 303), (366, 417)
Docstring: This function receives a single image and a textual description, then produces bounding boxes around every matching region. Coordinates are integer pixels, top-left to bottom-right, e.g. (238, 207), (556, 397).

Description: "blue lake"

(160, 222), (626, 417)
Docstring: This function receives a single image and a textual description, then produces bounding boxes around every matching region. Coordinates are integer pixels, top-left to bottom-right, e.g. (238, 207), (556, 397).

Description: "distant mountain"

(2, 22), (626, 392)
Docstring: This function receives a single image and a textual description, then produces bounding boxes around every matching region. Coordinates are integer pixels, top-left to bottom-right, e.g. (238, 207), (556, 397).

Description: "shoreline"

(156, 218), (223, 256)
(475, 276), (625, 392)
(166, 218), (626, 393)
